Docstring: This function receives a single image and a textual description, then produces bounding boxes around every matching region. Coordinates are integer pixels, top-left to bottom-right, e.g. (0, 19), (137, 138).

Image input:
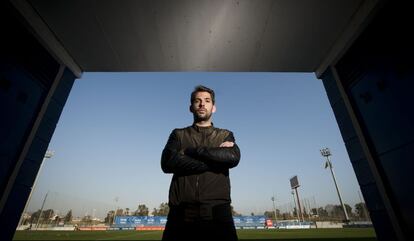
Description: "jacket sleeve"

(188, 131), (240, 169)
(161, 129), (209, 175)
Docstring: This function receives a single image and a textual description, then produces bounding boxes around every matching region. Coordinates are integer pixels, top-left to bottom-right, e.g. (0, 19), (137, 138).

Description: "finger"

(220, 142), (234, 147)
(225, 141), (234, 147)
(220, 142), (227, 147)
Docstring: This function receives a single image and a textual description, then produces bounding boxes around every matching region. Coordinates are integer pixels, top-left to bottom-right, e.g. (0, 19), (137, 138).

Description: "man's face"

(190, 91), (216, 122)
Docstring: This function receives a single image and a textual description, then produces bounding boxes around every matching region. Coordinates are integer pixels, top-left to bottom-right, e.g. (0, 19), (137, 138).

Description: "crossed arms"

(161, 130), (241, 175)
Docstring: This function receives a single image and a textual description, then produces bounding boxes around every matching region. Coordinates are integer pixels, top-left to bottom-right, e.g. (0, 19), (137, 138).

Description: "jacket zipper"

(196, 176), (200, 201)
(195, 129), (206, 202)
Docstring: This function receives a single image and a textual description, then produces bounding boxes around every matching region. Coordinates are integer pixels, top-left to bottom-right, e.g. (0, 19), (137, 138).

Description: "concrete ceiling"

(27, 0), (367, 72)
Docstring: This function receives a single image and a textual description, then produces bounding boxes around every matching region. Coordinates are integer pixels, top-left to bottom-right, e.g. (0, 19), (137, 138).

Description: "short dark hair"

(191, 85), (215, 104)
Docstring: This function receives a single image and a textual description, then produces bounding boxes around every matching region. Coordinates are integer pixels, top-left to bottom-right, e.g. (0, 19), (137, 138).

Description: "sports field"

(14, 228), (376, 240)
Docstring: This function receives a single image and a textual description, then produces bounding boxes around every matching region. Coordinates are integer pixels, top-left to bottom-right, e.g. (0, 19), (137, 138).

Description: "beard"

(193, 111), (212, 122)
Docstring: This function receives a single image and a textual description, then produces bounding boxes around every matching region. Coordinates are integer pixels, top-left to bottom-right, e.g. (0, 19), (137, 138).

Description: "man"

(161, 85), (240, 240)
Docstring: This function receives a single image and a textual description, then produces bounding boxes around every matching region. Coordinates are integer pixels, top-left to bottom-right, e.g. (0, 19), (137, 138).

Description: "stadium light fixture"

(320, 147), (350, 222)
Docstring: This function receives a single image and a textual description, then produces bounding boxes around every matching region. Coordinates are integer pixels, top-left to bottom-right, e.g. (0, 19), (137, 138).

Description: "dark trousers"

(162, 203), (238, 241)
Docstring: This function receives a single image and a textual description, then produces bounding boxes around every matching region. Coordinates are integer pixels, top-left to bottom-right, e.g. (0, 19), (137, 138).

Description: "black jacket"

(161, 124), (240, 206)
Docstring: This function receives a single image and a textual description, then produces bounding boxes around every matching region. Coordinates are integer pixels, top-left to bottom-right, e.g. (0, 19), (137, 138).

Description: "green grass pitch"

(14, 228), (377, 240)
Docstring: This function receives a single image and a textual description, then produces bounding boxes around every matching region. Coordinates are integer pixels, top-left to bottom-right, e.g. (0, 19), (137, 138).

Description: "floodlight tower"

(291, 190), (300, 221)
(290, 176), (304, 222)
(271, 196), (278, 223)
(19, 150), (54, 228)
(113, 197), (119, 226)
(320, 148), (350, 222)
(35, 191), (49, 229)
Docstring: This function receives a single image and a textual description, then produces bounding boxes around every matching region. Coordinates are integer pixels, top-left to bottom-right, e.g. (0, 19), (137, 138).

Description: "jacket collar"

(192, 122), (214, 132)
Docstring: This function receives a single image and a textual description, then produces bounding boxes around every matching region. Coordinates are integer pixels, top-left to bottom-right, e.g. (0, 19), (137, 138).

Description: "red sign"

(265, 219), (273, 227)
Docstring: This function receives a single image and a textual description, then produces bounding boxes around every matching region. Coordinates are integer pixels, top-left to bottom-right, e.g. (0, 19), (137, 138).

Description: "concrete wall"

(321, 2), (413, 240)
(315, 221), (343, 229)
(0, 2), (77, 240)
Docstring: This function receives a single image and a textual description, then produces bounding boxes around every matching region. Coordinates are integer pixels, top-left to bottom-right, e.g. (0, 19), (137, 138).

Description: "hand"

(219, 141), (234, 147)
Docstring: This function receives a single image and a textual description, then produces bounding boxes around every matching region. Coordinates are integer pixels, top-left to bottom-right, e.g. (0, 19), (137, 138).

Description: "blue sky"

(27, 72), (362, 218)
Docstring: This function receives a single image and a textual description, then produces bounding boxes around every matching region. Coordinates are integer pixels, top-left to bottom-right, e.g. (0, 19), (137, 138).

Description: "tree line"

(262, 202), (370, 221)
(104, 202), (169, 224)
(22, 202), (370, 227)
